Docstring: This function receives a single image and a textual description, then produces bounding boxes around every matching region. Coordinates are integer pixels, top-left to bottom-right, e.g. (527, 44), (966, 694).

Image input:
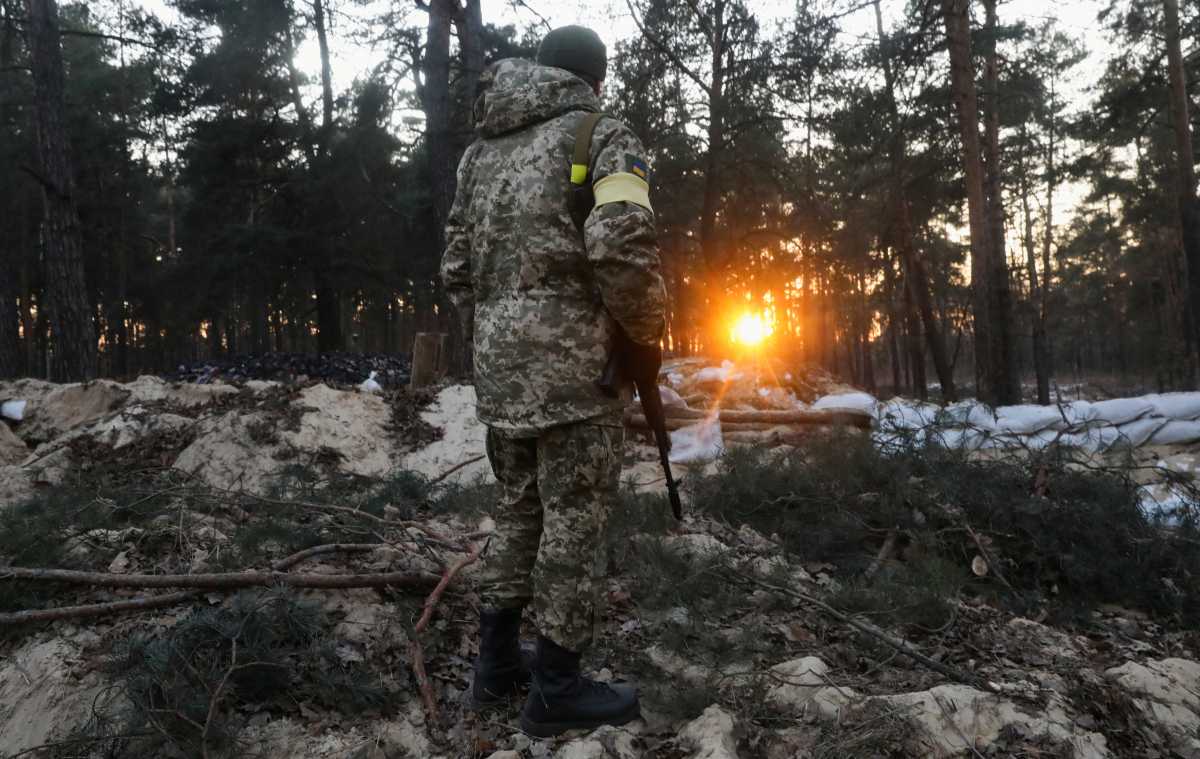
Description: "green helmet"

(536, 25), (608, 86)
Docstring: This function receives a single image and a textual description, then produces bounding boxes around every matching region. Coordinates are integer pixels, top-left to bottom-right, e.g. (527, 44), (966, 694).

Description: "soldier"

(440, 25), (667, 737)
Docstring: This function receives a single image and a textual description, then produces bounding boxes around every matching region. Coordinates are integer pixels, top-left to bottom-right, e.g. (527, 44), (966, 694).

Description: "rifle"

(597, 329), (683, 521)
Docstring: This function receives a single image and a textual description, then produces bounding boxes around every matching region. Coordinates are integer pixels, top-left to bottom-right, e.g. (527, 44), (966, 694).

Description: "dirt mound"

(4, 373), (1200, 758)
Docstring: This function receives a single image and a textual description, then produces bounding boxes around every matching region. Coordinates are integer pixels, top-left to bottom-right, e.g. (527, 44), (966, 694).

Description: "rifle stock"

(596, 329), (682, 521)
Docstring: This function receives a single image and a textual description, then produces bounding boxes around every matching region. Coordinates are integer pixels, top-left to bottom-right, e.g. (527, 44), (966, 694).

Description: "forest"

(1, 0), (1198, 407)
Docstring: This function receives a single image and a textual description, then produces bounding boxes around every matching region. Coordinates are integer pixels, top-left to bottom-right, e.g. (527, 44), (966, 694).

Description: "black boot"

(519, 635), (639, 737)
(471, 608), (532, 708)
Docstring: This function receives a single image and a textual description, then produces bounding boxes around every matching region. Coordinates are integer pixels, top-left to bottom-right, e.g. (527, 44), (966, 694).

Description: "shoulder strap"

(570, 112), (606, 185)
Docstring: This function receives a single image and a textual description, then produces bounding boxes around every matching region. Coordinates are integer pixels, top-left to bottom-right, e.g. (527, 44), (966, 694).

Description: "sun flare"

(730, 312), (773, 347)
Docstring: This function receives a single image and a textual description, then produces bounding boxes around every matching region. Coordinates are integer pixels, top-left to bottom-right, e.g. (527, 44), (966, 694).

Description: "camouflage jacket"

(440, 58), (667, 434)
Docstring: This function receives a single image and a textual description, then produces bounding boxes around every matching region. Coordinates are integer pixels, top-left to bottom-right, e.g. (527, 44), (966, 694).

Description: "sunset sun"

(730, 312), (773, 347)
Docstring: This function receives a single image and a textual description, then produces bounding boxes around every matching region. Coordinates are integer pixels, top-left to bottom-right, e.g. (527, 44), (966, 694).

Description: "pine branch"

(732, 571), (1000, 694)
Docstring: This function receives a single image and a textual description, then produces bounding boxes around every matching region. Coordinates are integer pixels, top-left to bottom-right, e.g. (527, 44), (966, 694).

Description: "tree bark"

(25, 0), (97, 381)
(981, 0), (1019, 403)
(699, 0), (727, 279)
(1163, 0), (1200, 385)
(1041, 66), (1058, 398)
(1018, 125), (1050, 404)
(942, 0), (998, 403)
(874, 0), (957, 401)
(421, 0), (454, 236)
(0, 0), (20, 377)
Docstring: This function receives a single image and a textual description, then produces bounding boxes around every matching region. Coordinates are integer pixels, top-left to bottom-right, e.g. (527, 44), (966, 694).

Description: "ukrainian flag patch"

(625, 153), (650, 181)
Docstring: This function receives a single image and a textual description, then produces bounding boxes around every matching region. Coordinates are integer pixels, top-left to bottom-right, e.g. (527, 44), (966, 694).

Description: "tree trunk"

(313, 0), (334, 149)
(452, 0), (482, 152)
(875, 0), (957, 401)
(422, 0), (454, 237)
(25, 0), (97, 381)
(981, 0), (1019, 403)
(1017, 126), (1050, 404)
(1163, 0), (1200, 386)
(0, 1), (20, 377)
(1041, 68), (1057, 395)
(942, 0), (999, 404)
(698, 0), (727, 344)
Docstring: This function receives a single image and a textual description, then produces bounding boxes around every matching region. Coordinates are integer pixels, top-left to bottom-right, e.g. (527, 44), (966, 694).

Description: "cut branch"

(1, 567), (440, 590)
(410, 538), (487, 726)
(0, 543), (404, 626)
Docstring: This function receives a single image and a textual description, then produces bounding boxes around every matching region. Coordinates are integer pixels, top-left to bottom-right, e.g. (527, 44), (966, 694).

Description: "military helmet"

(536, 25), (608, 86)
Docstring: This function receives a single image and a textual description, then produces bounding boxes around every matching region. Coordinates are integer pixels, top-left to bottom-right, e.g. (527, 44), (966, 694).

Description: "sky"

(130, 0), (1118, 109)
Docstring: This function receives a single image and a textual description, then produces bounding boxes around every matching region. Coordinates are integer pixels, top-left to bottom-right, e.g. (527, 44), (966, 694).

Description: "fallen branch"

(429, 455), (487, 485)
(0, 543), (395, 626)
(236, 492), (467, 550)
(625, 407), (872, 429)
(1, 567), (440, 590)
(409, 539), (488, 726)
(271, 542), (381, 571)
(734, 572), (999, 694)
(0, 591), (202, 626)
(626, 415), (798, 433)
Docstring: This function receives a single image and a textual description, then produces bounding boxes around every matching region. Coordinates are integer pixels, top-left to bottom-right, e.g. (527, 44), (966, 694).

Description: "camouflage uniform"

(440, 58), (666, 652)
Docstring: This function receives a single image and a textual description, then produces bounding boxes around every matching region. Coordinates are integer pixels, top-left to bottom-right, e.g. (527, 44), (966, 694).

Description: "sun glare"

(730, 312), (773, 347)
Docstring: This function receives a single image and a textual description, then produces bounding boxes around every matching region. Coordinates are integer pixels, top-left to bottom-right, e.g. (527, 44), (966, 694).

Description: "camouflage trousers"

(480, 415), (623, 653)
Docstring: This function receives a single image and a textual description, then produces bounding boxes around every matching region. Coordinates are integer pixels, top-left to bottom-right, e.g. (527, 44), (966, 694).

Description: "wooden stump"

(411, 333), (449, 388)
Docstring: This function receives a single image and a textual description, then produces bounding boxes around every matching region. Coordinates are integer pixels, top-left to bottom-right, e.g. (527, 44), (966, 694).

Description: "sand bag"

(1146, 392), (1200, 421)
(995, 405), (1062, 435)
(939, 401), (998, 432)
(813, 392), (878, 415)
(1111, 417), (1169, 448)
(1149, 420), (1200, 446)
(1090, 398), (1154, 426)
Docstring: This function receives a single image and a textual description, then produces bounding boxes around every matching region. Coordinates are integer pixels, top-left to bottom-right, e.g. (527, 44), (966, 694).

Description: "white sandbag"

(813, 391), (878, 415)
(1, 399), (25, 422)
(358, 371), (382, 394)
(939, 401), (998, 432)
(1138, 486), (1191, 525)
(670, 418), (724, 465)
(1057, 400), (1098, 430)
(634, 385), (688, 409)
(995, 405), (1062, 435)
(1025, 429), (1071, 450)
(1149, 420), (1200, 446)
(1057, 425), (1121, 454)
(1146, 392), (1200, 421)
(694, 361), (739, 384)
(928, 427), (989, 451)
(659, 385), (687, 408)
(874, 399), (938, 432)
(1090, 398), (1154, 426)
(1111, 417), (1169, 448)
(872, 428), (926, 451)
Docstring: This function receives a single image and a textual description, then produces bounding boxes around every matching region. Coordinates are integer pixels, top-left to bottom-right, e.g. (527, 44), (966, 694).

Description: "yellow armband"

(593, 172), (652, 212)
